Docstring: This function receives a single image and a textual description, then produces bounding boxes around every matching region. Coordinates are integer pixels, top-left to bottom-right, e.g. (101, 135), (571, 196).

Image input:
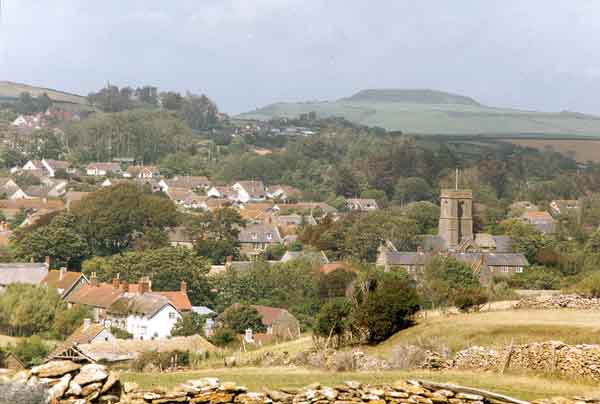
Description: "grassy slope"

(237, 90), (600, 136)
(121, 367), (600, 401)
(0, 81), (87, 105)
(369, 309), (600, 357)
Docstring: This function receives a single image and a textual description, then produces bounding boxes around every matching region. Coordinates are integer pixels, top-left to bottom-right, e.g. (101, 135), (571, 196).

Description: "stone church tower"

(438, 189), (473, 249)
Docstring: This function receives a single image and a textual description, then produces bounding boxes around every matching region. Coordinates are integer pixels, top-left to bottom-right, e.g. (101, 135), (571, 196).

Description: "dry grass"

(0, 335), (20, 347)
(369, 309), (600, 356)
(121, 367), (600, 401)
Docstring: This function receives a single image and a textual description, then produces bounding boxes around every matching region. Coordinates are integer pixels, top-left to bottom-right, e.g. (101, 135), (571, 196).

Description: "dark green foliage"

(220, 305), (265, 334)
(71, 183), (178, 254)
(314, 298), (352, 346)
(497, 219), (548, 263)
(10, 335), (50, 366)
(507, 265), (562, 290)
(570, 272), (600, 297)
(82, 247), (211, 306)
(191, 208), (245, 264)
(210, 327), (235, 347)
(110, 327), (133, 339)
(172, 313), (207, 337)
(421, 257), (488, 311)
(352, 271), (420, 343)
(317, 268), (356, 299)
(52, 304), (93, 340)
(261, 244), (287, 261)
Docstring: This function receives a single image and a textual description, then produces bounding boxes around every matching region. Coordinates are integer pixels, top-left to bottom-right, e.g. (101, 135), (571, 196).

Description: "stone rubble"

(515, 294), (600, 310)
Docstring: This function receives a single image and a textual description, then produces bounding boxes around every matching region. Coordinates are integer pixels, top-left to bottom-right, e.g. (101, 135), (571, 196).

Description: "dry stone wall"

(514, 294), (600, 310)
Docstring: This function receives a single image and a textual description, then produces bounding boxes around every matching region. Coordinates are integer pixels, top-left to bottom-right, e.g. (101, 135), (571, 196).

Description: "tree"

(585, 229), (600, 255)
(421, 257), (487, 311)
(13, 213), (89, 268)
(394, 177), (433, 205)
(220, 305), (265, 334)
(317, 268), (356, 299)
(497, 219), (547, 263)
(181, 93), (219, 130)
(71, 184), (177, 254)
(314, 298), (352, 347)
(52, 304), (92, 340)
(83, 247), (212, 306)
(171, 312), (206, 337)
(11, 335), (50, 366)
(192, 208), (245, 264)
(402, 201), (440, 234)
(351, 271), (420, 343)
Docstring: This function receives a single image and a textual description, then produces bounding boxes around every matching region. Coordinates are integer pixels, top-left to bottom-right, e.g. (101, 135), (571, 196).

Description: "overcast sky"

(1, 1), (599, 114)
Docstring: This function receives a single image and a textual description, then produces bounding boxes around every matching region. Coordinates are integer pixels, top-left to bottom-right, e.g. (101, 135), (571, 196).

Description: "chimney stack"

(90, 272), (98, 287)
(112, 273), (120, 289)
(138, 276), (151, 295)
(180, 280), (187, 294)
(59, 267), (66, 281)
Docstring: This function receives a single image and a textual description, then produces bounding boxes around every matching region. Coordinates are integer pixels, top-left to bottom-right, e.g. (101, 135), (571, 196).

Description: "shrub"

(314, 298), (352, 347)
(210, 327), (235, 347)
(11, 335), (50, 366)
(132, 350), (190, 371)
(110, 327), (133, 339)
(171, 312), (206, 337)
(507, 265), (562, 290)
(569, 271), (600, 297)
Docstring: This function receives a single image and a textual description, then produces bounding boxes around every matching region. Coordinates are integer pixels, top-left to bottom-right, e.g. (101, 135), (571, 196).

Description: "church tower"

(438, 188), (473, 249)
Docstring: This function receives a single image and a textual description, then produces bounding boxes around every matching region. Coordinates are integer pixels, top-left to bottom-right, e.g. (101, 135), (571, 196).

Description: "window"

(266, 233), (272, 240)
(516, 266), (523, 273)
(169, 312), (177, 319)
(141, 326), (147, 335)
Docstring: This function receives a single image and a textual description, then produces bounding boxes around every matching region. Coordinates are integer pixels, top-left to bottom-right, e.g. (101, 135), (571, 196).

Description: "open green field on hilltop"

(237, 89), (600, 136)
(0, 81), (88, 108)
(121, 366), (600, 401)
(369, 309), (600, 357)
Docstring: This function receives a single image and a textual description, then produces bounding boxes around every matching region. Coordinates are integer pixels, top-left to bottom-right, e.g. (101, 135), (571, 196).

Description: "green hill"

(237, 89), (600, 137)
(0, 81), (89, 109)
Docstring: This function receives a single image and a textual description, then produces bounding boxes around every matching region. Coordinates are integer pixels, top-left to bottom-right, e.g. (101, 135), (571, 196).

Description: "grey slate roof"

(0, 263), (49, 286)
(492, 236), (513, 253)
(384, 251), (431, 266)
(238, 223), (282, 244)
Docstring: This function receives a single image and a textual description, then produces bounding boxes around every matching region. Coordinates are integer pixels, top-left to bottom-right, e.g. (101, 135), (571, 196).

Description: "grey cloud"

(0, 0), (599, 114)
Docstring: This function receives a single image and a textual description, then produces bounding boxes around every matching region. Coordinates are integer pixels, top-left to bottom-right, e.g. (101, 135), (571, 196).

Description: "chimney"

(44, 256), (51, 267)
(30, 256), (35, 263)
(83, 318), (91, 331)
(59, 267), (66, 281)
(112, 273), (120, 289)
(180, 280), (187, 294)
(90, 272), (98, 287)
(138, 276), (151, 295)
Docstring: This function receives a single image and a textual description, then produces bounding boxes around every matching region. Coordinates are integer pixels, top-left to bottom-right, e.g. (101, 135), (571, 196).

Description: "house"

(509, 201), (539, 214)
(238, 223), (282, 253)
(23, 181), (67, 199)
(106, 293), (181, 340)
(222, 304), (300, 339)
(41, 159), (73, 177)
(192, 306), (216, 336)
(3, 352), (26, 371)
(66, 274), (125, 322)
(167, 227), (196, 248)
(101, 178), (130, 188)
(207, 185), (236, 200)
(45, 320), (115, 363)
(520, 211), (556, 234)
(22, 160), (43, 171)
(278, 202), (338, 216)
(155, 281), (193, 313)
(376, 250), (430, 275)
(43, 268), (88, 299)
(275, 214), (317, 227)
(232, 181), (266, 203)
(0, 178), (26, 200)
(123, 165), (160, 179)
(0, 261), (49, 290)
(266, 185), (301, 201)
(347, 198), (379, 211)
(280, 250), (329, 265)
(549, 199), (582, 217)
(159, 176), (211, 192)
(166, 187), (207, 209)
(86, 162), (122, 177)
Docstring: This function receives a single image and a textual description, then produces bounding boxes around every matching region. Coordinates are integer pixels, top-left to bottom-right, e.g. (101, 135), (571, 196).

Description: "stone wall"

(514, 294), (600, 310)
(451, 341), (600, 380)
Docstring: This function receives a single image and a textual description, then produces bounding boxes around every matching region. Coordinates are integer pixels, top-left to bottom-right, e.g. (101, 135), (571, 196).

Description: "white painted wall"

(123, 304), (181, 340)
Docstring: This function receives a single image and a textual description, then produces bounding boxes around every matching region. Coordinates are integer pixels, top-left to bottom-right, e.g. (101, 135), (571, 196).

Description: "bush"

(132, 350), (190, 371)
(352, 271), (420, 343)
(314, 298), (352, 347)
(110, 327), (133, 339)
(210, 327), (235, 347)
(569, 271), (600, 297)
(507, 265), (562, 290)
(52, 304), (92, 340)
(11, 335), (50, 366)
(171, 312), (206, 337)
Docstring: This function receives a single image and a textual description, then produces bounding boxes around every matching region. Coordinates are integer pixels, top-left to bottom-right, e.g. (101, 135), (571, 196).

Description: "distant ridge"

(0, 81), (87, 105)
(341, 89), (481, 106)
(237, 88), (600, 137)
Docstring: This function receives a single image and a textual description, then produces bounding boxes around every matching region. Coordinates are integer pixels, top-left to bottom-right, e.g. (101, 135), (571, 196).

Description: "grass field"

(370, 309), (600, 357)
(237, 89), (600, 136)
(0, 81), (88, 106)
(121, 367), (600, 401)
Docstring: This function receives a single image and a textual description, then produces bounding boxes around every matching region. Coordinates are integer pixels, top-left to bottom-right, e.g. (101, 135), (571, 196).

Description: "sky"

(1, 1), (600, 115)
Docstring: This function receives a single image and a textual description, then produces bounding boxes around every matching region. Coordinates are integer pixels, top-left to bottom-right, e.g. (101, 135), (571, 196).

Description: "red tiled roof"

(48, 323), (108, 360)
(157, 291), (192, 312)
(67, 283), (123, 308)
(43, 270), (84, 293)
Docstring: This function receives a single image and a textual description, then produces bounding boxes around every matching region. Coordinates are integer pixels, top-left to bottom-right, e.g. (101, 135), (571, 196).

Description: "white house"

(41, 159), (73, 177)
(86, 162), (122, 177)
(106, 293), (181, 340)
(232, 181), (266, 203)
(23, 160), (42, 171)
(0, 178), (26, 200)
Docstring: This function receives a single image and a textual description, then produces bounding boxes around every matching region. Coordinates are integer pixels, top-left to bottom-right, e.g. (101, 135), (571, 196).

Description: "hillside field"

(238, 89), (600, 137)
(504, 138), (600, 162)
(370, 309), (600, 357)
(0, 81), (88, 109)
